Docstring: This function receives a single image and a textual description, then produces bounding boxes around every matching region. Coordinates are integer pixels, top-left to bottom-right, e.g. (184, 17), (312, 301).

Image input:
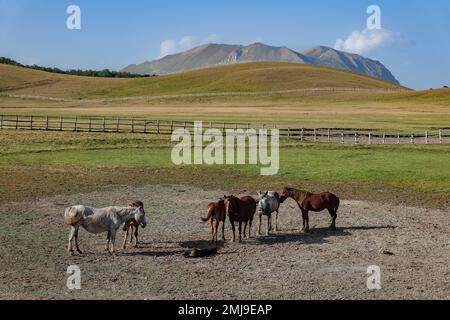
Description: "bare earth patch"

(0, 184), (448, 300)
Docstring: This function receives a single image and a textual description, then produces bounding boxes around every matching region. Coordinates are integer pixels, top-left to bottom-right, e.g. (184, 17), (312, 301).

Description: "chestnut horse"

(122, 199), (145, 249)
(223, 195), (257, 242)
(280, 187), (340, 232)
(202, 199), (226, 243)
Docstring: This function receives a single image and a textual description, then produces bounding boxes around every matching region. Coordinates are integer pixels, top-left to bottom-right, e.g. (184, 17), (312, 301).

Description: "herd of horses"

(64, 187), (340, 255)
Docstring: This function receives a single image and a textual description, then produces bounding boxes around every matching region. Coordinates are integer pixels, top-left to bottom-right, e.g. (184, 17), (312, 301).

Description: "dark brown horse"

(223, 195), (257, 242)
(202, 199), (226, 243)
(280, 187), (340, 232)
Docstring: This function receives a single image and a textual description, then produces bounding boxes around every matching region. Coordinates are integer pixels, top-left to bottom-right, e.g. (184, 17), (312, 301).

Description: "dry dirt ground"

(0, 184), (448, 300)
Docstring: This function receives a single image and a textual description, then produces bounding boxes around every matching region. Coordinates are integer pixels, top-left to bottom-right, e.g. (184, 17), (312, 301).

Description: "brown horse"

(280, 187), (340, 232)
(122, 199), (145, 249)
(223, 195), (257, 242)
(202, 199), (226, 243)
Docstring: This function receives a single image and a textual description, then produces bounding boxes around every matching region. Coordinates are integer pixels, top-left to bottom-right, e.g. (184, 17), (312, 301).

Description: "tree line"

(0, 57), (153, 78)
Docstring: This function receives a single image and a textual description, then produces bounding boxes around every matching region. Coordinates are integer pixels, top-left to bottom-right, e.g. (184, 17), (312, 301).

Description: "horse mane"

(127, 199), (144, 208)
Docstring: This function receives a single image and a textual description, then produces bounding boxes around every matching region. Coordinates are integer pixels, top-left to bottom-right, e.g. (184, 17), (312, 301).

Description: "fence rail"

(0, 114), (448, 145)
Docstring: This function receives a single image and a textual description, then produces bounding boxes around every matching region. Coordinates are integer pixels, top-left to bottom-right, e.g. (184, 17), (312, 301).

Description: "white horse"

(258, 191), (280, 235)
(64, 203), (146, 255)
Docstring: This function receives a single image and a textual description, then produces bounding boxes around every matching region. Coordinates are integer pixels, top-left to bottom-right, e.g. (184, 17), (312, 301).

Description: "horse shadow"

(179, 239), (226, 250)
(121, 249), (185, 257)
(250, 225), (396, 245)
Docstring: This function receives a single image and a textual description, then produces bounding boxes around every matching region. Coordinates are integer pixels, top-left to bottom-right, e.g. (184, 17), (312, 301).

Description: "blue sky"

(1, 0), (449, 89)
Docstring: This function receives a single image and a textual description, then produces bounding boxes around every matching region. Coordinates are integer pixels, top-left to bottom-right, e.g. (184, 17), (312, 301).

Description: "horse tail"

(64, 206), (84, 226)
(334, 196), (340, 213)
(202, 205), (215, 222)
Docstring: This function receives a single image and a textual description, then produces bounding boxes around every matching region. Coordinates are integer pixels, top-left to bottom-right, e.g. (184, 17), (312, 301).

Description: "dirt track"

(0, 184), (448, 299)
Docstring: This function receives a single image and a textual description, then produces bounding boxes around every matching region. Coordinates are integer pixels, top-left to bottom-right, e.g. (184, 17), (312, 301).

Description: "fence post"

(425, 130), (428, 144)
(170, 120), (174, 133)
(313, 128), (317, 142)
(116, 118), (120, 132)
(327, 129), (331, 143)
(74, 117), (78, 132)
(157, 120), (160, 134)
(45, 116), (49, 130)
(30, 115), (33, 130)
(300, 128), (304, 141)
(368, 132), (372, 145)
(16, 115), (19, 129)
(288, 128), (291, 138)
(131, 119), (134, 133)
(354, 132), (358, 144)
(397, 133), (400, 144)
(247, 123), (250, 130)
(88, 118), (92, 132)
(144, 121), (148, 134)
(411, 132), (415, 144)
(439, 129), (442, 144)
(382, 133), (386, 144)
(0, 114), (3, 129)
(102, 118), (106, 132)
(341, 130), (344, 144)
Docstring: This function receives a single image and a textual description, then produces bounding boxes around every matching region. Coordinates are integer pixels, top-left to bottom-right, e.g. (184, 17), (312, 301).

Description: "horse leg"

(68, 226), (75, 255)
(231, 220), (236, 242)
(133, 227), (139, 248)
(243, 221), (248, 239)
(238, 222), (242, 242)
(328, 208), (337, 230)
(129, 226), (134, 244)
(105, 230), (111, 252)
(213, 220), (219, 243)
(266, 214), (271, 236)
(275, 210), (279, 232)
(305, 211), (310, 232)
(222, 219), (226, 242)
(258, 213), (262, 235)
(122, 228), (129, 249)
(248, 220), (252, 238)
(74, 227), (82, 254)
(109, 229), (117, 256)
(300, 208), (306, 231)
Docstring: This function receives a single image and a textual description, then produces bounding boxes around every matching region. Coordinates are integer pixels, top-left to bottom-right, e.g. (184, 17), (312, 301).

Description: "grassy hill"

(1, 61), (450, 130)
(0, 61), (406, 99)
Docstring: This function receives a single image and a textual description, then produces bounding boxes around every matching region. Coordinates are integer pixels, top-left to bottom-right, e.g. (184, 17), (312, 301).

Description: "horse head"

(279, 186), (293, 203)
(128, 199), (147, 228)
(223, 195), (239, 216)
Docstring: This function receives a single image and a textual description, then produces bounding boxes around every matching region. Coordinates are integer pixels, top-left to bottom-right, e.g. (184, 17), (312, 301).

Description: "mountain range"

(122, 43), (400, 84)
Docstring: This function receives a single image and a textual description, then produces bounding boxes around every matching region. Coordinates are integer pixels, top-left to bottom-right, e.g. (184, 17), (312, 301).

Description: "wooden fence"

(0, 114), (448, 145)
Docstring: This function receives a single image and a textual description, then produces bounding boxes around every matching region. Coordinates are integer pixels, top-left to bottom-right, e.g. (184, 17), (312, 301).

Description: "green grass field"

(1, 130), (449, 208)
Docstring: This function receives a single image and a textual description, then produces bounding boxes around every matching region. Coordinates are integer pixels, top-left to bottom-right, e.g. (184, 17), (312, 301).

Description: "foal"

(122, 199), (145, 249)
(202, 199), (226, 243)
(280, 187), (339, 232)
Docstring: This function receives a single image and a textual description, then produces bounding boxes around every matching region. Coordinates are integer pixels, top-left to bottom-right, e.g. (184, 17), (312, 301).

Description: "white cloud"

(334, 28), (410, 55)
(179, 36), (197, 51)
(158, 40), (177, 59)
(157, 34), (222, 59)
